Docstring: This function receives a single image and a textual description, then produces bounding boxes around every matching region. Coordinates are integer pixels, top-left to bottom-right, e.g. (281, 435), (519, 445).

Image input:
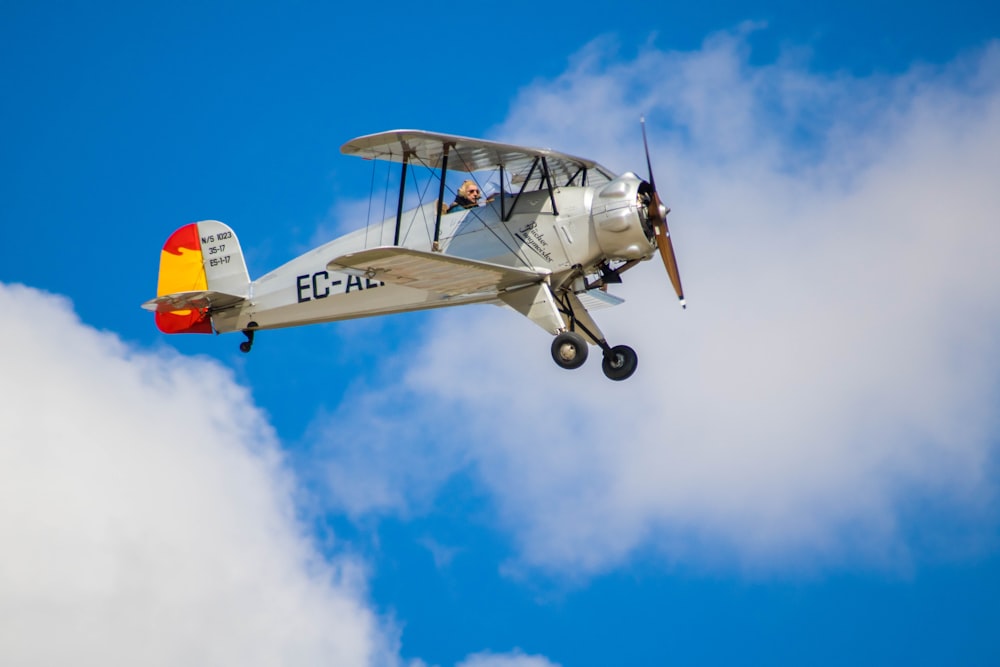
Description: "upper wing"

(340, 129), (616, 187)
(327, 247), (550, 297)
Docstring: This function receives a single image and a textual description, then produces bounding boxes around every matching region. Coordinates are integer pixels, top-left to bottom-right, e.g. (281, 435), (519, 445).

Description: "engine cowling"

(590, 173), (657, 261)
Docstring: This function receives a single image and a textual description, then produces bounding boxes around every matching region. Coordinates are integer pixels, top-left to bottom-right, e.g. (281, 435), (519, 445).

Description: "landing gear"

(549, 334), (639, 380)
(549, 291), (640, 380)
(551, 331), (588, 369)
(601, 344), (638, 381)
(239, 323), (258, 353)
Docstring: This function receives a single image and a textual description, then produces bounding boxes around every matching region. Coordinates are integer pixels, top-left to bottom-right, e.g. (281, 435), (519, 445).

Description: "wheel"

(550, 331), (588, 370)
(602, 345), (637, 381)
(239, 341), (252, 353)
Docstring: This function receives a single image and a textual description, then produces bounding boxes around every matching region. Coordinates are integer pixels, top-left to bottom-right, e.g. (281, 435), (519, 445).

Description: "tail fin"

(145, 220), (250, 334)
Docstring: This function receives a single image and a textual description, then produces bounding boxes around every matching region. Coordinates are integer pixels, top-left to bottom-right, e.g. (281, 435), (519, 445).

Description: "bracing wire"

(402, 164), (439, 247)
(365, 151), (535, 270)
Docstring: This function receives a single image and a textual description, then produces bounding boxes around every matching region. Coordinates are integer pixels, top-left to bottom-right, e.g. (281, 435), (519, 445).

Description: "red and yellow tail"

(155, 223), (212, 333)
(144, 220), (250, 334)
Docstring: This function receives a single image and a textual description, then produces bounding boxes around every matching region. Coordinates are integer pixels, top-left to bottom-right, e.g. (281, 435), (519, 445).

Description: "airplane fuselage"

(211, 173), (655, 334)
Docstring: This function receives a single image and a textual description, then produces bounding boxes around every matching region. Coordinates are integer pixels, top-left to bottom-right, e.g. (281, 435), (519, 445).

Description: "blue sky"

(3, 2), (1000, 665)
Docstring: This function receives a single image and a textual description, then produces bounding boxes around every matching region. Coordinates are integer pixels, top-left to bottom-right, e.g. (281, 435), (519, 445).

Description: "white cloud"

(456, 649), (561, 667)
(0, 283), (398, 666)
(307, 31), (1000, 576)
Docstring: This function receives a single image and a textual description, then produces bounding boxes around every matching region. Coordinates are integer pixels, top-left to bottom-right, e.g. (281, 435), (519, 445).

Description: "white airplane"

(142, 125), (685, 381)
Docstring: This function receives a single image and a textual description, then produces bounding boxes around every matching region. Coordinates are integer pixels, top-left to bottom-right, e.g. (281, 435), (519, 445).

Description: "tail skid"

(143, 220), (250, 334)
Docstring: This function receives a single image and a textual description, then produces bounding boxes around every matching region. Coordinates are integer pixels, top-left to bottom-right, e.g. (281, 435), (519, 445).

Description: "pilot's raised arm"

(447, 180), (482, 213)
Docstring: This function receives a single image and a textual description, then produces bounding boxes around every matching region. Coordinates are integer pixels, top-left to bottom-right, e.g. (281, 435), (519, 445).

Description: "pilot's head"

(457, 180), (481, 206)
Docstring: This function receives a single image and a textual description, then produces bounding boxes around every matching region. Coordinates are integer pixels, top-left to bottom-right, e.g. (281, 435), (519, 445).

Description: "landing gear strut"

(549, 291), (639, 380)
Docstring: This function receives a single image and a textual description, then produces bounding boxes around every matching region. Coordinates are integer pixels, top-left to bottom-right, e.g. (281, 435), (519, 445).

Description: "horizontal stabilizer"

(575, 289), (625, 311)
(141, 290), (246, 314)
(328, 247), (549, 297)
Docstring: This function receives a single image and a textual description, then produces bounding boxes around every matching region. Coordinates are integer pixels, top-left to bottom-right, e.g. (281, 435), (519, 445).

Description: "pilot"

(447, 180), (482, 212)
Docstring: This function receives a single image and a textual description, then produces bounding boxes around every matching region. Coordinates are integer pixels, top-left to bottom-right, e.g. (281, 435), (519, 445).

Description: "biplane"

(142, 126), (685, 381)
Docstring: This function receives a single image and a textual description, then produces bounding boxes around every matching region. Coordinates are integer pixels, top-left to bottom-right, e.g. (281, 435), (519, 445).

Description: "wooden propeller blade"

(649, 192), (686, 308)
(641, 118), (686, 308)
(640, 117), (656, 192)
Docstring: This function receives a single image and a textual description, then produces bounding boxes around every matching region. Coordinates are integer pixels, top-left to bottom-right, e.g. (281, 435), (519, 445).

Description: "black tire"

(550, 331), (589, 370)
(602, 345), (638, 381)
(239, 341), (252, 353)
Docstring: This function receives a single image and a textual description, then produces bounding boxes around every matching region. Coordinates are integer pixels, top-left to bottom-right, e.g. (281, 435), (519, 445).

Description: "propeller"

(640, 117), (686, 309)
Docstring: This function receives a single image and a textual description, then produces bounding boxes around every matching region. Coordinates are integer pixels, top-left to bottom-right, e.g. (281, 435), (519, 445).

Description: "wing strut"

(540, 157), (559, 216)
(566, 165), (584, 186)
(499, 164), (506, 220)
(394, 151), (410, 246)
(432, 142), (451, 251)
